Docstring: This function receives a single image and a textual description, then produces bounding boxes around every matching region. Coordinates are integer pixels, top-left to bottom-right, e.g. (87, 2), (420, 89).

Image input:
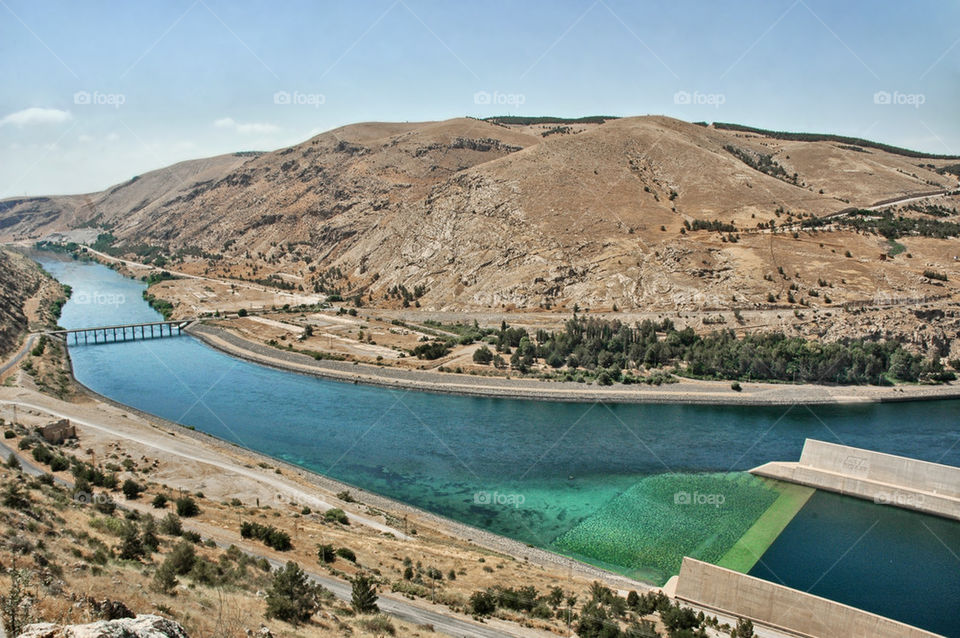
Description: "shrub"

(358, 615), (395, 635)
(166, 540), (197, 575)
(731, 381), (742, 392)
(122, 479), (144, 500)
(152, 494), (168, 509)
(470, 590), (497, 616)
(324, 508), (349, 525)
(240, 521), (292, 551)
(159, 513), (183, 536)
(335, 547), (356, 562)
(317, 544), (336, 563)
(152, 561), (178, 595)
(175, 496), (200, 517)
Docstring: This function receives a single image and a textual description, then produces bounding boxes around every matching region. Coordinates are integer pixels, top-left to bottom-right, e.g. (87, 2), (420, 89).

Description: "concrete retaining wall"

(751, 439), (960, 521)
(674, 558), (941, 638)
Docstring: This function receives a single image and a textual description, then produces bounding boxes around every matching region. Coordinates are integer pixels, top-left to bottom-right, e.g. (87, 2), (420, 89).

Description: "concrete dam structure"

(673, 558), (941, 638)
(750, 438), (960, 520)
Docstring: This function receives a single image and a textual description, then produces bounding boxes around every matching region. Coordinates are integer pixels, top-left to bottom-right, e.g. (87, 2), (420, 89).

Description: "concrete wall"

(674, 558), (941, 638)
(751, 439), (960, 521)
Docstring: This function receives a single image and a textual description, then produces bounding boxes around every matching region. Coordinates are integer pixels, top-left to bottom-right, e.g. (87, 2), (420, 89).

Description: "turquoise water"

(38, 256), (960, 630)
(750, 491), (960, 636)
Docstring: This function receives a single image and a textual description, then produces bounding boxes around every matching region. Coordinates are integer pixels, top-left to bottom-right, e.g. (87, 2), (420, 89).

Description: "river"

(37, 254), (960, 636)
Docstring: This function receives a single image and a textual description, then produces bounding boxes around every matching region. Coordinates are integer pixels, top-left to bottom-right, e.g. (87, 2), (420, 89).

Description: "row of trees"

(472, 317), (955, 385)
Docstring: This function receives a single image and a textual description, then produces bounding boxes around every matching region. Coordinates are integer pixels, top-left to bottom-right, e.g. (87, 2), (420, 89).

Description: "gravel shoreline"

(187, 323), (960, 406)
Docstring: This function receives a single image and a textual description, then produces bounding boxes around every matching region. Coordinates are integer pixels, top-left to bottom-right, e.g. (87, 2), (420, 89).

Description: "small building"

(40, 419), (76, 444)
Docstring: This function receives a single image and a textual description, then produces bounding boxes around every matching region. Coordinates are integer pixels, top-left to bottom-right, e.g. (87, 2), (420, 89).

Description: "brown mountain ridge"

(2, 116), (958, 316)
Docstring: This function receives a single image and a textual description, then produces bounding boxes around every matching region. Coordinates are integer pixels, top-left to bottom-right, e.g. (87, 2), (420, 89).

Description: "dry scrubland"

(0, 404), (749, 638)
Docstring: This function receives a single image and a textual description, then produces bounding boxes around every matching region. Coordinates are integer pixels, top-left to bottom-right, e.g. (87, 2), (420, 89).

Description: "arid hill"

(2, 116), (958, 316)
(0, 248), (47, 356)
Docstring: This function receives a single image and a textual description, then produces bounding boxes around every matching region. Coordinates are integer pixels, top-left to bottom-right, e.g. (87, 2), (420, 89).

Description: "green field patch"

(717, 479), (814, 573)
(552, 472), (779, 585)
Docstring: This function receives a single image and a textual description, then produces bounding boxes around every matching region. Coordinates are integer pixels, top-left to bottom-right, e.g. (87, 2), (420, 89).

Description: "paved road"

(0, 434), (540, 638)
(0, 333), (36, 377)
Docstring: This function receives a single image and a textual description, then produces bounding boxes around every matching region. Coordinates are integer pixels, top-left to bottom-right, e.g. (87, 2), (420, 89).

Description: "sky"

(1, 0), (958, 197)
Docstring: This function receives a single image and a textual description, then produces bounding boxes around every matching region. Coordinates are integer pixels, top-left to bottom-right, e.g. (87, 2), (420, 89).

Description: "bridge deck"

(46, 319), (196, 346)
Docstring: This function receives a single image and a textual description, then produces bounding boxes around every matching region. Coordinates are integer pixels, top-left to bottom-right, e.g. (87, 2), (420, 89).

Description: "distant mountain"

(2, 116), (957, 312)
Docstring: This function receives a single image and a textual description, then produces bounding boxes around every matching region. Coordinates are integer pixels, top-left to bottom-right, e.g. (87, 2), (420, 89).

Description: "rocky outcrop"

(17, 614), (188, 638)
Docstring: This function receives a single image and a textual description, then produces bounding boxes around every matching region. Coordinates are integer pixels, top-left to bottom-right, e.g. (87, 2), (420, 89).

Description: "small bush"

(335, 547), (356, 562)
(175, 496), (200, 517)
(324, 508), (349, 525)
(317, 543), (336, 563)
(159, 513), (183, 536)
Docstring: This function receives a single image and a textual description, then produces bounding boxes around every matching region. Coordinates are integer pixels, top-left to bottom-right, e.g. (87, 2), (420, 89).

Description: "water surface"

(38, 256), (960, 633)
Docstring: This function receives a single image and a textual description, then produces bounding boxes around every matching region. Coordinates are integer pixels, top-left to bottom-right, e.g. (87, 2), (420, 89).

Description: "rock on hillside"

(17, 615), (189, 638)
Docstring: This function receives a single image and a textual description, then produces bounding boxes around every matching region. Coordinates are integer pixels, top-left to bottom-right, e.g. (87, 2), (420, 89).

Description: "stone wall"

(751, 439), (960, 520)
(674, 558), (939, 638)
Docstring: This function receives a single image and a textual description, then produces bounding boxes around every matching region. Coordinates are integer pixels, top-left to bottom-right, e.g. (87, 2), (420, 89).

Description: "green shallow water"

(554, 473), (780, 584)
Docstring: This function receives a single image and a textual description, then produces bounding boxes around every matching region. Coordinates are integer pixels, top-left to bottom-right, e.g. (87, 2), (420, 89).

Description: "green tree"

(122, 478), (144, 500)
(1, 480), (30, 510)
(731, 618), (754, 638)
(351, 573), (380, 614)
(472, 345), (494, 364)
(317, 543), (336, 563)
(152, 561), (178, 595)
(175, 495), (200, 517)
(0, 568), (34, 636)
(265, 561), (323, 624)
(166, 540), (197, 575)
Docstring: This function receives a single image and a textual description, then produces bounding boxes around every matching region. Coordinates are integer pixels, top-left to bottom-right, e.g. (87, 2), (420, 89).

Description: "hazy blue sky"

(2, 0), (958, 197)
